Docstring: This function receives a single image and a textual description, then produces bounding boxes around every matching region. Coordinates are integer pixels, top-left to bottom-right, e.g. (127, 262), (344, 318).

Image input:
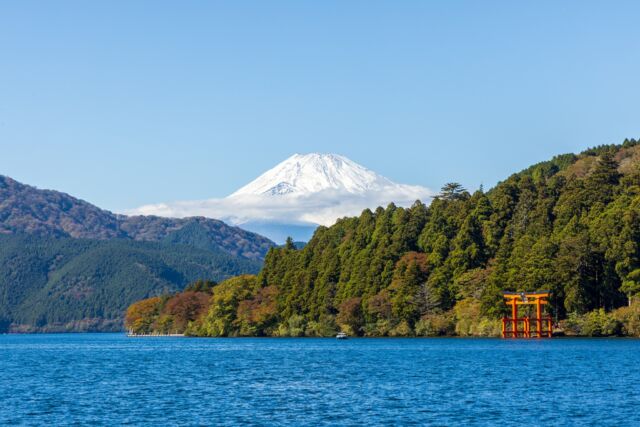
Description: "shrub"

(454, 298), (481, 336)
(363, 319), (397, 336)
(559, 312), (581, 336)
(276, 314), (306, 337)
(305, 315), (338, 337)
(453, 298), (501, 336)
(612, 305), (640, 337)
(415, 312), (455, 336)
(581, 309), (621, 336)
(475, 317), (502, 337)
(388, 320), (414, 337)
(561, 309), (622, 336)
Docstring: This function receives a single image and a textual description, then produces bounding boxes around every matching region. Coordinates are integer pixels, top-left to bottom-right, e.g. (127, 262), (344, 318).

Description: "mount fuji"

(231, 153), (398, 197)
(131, 154), (433, 243)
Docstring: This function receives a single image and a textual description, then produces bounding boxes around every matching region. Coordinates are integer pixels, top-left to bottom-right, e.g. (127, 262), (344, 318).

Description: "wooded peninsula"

(126, 140), (640, 337)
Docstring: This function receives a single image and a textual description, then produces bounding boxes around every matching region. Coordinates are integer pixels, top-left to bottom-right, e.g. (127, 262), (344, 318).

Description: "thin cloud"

(128, 184), (434, 228)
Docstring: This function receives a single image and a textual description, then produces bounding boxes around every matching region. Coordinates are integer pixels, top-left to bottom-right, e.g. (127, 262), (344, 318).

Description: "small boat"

(336, 332), (348, 339)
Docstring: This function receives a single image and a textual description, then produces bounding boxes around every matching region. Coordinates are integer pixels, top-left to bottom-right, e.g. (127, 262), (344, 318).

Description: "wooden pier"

(126, 330), (184, 337)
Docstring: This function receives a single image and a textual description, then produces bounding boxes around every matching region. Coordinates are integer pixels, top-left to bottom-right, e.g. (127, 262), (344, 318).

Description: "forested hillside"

(0, 174), (278, 331)
(132, 139), (640, 337)
(0, 234), (261, 332)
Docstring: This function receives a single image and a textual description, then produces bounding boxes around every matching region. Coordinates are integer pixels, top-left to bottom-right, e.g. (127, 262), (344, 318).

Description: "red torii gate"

(502, 291), (552, 338)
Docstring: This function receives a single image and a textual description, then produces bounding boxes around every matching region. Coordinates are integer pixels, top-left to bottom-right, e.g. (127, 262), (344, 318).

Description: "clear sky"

(1, 1), (639, 213)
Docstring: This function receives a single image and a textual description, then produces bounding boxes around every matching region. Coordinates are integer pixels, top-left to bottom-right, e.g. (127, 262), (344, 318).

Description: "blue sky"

(1, 1), (639, 213)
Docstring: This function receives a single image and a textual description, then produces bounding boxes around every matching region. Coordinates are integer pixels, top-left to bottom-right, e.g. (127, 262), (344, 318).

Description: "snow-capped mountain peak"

(130, 153), (434, 242)
(230, 153), (394, 197)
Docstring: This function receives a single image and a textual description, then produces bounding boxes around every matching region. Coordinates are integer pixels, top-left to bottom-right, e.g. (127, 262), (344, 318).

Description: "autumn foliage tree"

(163, 291), (211, 332)
(336, 297), (364, 336)
(124, 283), (213, 334)
(125, 297), (162, 334)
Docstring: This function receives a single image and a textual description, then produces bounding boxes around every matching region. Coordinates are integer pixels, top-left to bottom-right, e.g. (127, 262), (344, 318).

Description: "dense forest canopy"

(127, 140), (640, 337)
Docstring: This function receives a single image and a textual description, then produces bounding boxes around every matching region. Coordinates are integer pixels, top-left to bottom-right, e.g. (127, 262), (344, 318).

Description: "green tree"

(284, 236), (296, 250)
(438, 182), (469, 201)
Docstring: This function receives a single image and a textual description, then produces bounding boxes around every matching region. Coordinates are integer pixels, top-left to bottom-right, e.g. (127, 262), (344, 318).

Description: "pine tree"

(437, 182), (468, 201)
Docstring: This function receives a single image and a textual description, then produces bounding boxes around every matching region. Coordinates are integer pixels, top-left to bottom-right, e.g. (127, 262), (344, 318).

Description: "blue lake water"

(1, 334), (639, 426)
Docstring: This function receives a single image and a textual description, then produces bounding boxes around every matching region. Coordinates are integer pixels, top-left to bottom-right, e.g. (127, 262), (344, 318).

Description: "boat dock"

(126, 331), (184, 337)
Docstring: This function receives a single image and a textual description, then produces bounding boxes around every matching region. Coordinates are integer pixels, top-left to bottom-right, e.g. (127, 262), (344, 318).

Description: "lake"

(1, 334), (639, 426)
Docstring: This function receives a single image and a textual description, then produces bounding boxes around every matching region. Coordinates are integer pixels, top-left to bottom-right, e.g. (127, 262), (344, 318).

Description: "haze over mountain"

(132, 153), (434, 242)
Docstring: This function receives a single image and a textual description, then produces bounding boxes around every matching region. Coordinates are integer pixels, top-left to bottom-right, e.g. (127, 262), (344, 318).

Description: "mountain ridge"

(0, 174), (274, 260)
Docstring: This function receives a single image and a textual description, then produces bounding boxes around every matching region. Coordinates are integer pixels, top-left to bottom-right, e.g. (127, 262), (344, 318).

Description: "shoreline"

(127, 333), (185, 337)
(3, 331), (639, 339)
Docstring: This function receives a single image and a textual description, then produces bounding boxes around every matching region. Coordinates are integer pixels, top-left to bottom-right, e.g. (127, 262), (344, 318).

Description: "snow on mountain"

(231, 153), (394, 197)
(130, 153), (434, 242)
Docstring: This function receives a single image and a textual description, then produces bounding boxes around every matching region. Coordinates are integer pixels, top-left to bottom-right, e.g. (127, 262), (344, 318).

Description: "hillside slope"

(0, 233), (261, 332)
(0, 175), (274, 260)
(0, 174), (276, 331)
(126, 139), (640, 337)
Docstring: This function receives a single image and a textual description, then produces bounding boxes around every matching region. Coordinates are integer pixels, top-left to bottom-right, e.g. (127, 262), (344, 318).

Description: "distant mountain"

(0, 175), (273, 260)
(132, 153), (434, 242)
(0, 174), (275, 331)
(230, 153), (398, 196)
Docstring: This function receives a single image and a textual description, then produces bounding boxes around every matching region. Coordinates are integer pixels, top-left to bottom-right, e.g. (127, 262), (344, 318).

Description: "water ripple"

(1, 335), (639, 426)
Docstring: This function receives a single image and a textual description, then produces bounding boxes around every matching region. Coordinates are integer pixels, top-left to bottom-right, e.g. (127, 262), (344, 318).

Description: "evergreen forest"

(127, 140), (640, 337)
